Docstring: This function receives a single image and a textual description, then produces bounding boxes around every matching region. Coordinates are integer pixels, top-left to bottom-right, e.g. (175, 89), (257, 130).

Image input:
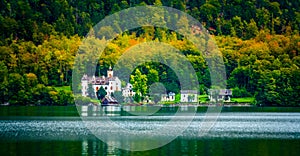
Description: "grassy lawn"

(199, 95), (209, 102)
(231, 97), (255, 103)
(91, 99), (100, 104)
(54, 86), (71, 92)
(198, 95), (254, 103)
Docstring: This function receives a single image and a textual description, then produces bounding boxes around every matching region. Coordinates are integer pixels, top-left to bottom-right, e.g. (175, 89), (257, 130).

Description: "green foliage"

(152, 94), (161, 104)
(0, 0), (299, 106)
(54, 86), (71, 92)
(75, 95), (92, 105)
(87, 83), (96, 99)
(134, 93), (142, 103)
(175, 94), (181, 103)
(0, 61), (8, 104)
(231, 97), (255, 103)
(0, 0), (298, 43)
(199, 95), (209, 102)
(97, 86), (107, 100)
(232, 87), (252, 98)
(130, 69), (148, 102)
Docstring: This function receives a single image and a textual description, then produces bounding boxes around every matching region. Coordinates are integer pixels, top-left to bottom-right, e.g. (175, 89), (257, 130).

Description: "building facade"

(208, 89), (232, 102)
(81, 67), (121, 97)
(161, 92), (175, 102)
(180, 90), (198, 102)
(122, 83), (136, 98)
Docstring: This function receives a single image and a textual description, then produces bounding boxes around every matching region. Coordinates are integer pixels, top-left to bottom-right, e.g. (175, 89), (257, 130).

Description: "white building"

(208, 89), (232, 102)
(81, 66), (121, 97)
(180, 90), (198, 103)
(161, 92), (175, 102)
(122, 83), (136, 97)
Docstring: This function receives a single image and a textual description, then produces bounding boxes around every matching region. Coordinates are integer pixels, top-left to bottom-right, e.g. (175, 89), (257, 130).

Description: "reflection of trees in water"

(80, 138), (199, 155)
(81, 139), (121, 155)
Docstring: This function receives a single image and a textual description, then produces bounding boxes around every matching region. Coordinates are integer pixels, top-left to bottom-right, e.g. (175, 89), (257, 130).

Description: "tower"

(81, 74), (89, 96)
(107, 65), (113, 78)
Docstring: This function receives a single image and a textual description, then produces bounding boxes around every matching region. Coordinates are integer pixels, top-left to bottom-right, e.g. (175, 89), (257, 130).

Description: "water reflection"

(81, 139), (123, 156)
(1, 137), (299, 156)
(77, 137), (300, 156)
(1, 112), (300, 155)
(78, 105), (198, 117)
(79, 105), (122, 117)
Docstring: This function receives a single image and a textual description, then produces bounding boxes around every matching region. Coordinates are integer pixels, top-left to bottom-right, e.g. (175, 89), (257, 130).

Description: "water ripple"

(1, 113), (300, 140)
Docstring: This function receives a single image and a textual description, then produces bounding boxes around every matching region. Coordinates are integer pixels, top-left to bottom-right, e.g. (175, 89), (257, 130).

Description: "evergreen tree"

(87, 83), (96, 99)
(97, 86), (107, 100)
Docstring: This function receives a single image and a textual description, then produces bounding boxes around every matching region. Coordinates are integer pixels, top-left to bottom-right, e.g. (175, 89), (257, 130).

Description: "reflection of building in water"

(81, 139), (121, 155)
(80, 105), (121, 117)
(81, 66), (121, 97)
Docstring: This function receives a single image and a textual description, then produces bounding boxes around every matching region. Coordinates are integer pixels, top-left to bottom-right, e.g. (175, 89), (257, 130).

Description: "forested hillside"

(0, 0), (299, 106)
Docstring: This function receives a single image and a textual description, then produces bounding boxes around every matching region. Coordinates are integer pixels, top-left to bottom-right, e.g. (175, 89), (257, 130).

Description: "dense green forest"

(0, 0), (299, 106)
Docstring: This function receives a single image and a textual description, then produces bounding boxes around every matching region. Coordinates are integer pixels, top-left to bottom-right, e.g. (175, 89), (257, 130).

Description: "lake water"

(1, 106), (300, 155)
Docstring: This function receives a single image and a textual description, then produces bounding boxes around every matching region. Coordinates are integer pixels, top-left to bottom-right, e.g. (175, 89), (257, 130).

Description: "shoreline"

(1, 105), (300, 117)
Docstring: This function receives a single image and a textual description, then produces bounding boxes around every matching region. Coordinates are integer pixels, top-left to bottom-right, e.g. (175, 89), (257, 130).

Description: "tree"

(133, 93), (141, 103)
(0, 61), (8, 104)
(130, 69), (148, 102)
(58, 90), (74, 106)
(24, 73), (38, 88)
(231, 16), (244, 38)
(7, 73), (25, 105)
(97, 86), (107, 100)
(245, 19), (258, 39)
(147, 69), (159, 86)
(87, 83), (96, 99)
(152, 94), (161, 104)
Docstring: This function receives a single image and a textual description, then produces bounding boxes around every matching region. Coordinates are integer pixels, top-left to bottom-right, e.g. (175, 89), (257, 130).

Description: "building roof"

(101, 96), (118, 104)
(208, 89), (232, 95)
(162, 92), (175, 96)
(180, 90), (198, 94)
(81, 74), (118, 85)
